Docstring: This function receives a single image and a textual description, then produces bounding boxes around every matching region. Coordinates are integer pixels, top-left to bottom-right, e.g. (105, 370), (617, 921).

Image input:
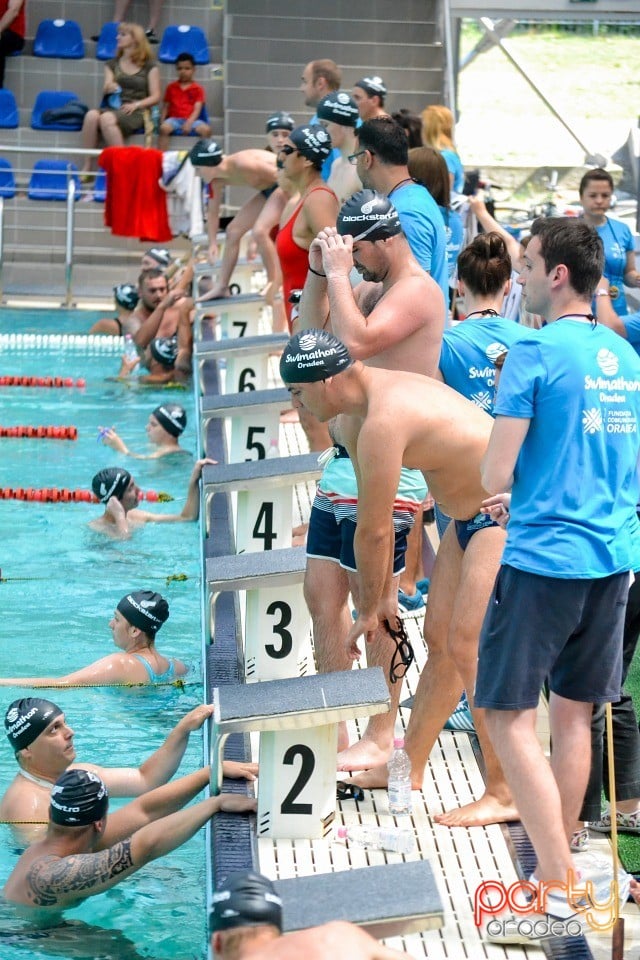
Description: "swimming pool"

(0, 310), (208, 959)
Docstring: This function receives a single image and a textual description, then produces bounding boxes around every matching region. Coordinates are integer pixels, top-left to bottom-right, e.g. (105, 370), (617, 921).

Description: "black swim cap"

(337, 189), (403, 243)
(289, 124), (332, 166)
(266, 111), (294, 133)
(152, 403), (186, 437)
(50, 769), (109, 827)
(144, 248), (173, 268)
(150, 336), (178, 368)
(209, 872), (283, 934)
(280, 329), (353, 384)
(5, 698), (63, 752)
(189, 138), (224, 168)
(114, 283), (139, 311)
(116, 590), (170, 636)
(354, 75), (387, 98)
(91, 467), (132, 504)
(317, 92), (359, 128)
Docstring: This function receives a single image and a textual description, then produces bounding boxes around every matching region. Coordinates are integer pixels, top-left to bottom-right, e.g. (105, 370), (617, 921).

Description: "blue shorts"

(164, 117), (186, 133)
(306, 504), (411, 574)
(475, 564), (628, 710)
(455, 512), (499, 550)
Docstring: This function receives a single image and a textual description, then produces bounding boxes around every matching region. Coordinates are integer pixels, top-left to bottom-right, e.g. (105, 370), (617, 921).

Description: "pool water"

(0, 310), (209, 959)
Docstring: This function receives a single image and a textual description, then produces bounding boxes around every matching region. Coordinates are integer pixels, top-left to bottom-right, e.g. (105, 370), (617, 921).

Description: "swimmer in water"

(98, 404), (190, 459)
(0, 590), (188, 687)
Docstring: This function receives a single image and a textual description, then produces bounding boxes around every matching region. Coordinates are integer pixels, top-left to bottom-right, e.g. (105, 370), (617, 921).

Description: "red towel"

(100, 146), (172, 242)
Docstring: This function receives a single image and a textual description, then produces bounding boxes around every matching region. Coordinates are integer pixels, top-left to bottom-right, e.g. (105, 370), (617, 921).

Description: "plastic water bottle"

(336, 824), (415, 854)
(123, 334), (138, 363)
(387, 737), (412, 816)
(266, 438), (280, 458)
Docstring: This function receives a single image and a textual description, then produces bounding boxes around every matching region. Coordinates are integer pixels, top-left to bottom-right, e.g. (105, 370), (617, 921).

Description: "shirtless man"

(0, 699), (254, 845)
(3, 766), (255, 913)
(121, 267), (191, 381)
(88, 458), (214, 539)
(210, 871), (411, 960)
(298, 192), (444, 770)
(280, 332), (517, 827)
(352, 76), (388, 123)
(316, 92), (361, 202)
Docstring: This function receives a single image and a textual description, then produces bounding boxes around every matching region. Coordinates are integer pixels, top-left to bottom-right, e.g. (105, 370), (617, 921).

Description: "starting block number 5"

(257, 726), (337, 838)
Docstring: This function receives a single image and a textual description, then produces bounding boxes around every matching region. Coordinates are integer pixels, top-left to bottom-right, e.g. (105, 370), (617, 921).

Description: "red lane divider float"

(0, 426), (78, 440)
(0, 488), (172, 503)
(0, 376), (86, 388)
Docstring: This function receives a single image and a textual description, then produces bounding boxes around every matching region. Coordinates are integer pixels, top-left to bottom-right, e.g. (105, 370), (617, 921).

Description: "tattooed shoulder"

(26, 841), (134, 906)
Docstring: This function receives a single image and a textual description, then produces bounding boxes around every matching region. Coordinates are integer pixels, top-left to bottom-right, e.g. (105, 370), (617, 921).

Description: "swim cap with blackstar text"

(209, 872), (283, 933)
(337, 189), (403, 243)
(153, 403), (186, 437)
(5, 698), (63, 752)
(280, 329), (353, 384)
(116, 590), (169, 636)
(50, 769), (109, 826)
(317, 92), (359, 127)
(189, 138), (224, 167)
(91, 467), (132, 503)
(289, 124), (332, 165)
(266, 111), (294, 133)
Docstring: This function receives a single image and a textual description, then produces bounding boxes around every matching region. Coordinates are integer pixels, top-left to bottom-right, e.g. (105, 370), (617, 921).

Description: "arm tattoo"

(26, 841), (134, 906)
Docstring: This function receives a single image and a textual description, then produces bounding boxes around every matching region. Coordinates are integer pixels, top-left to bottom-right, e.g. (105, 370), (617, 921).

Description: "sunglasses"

(279, 144), (299, 157)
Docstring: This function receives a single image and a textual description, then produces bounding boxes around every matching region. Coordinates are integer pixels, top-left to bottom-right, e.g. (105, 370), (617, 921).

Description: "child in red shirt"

(158, 52), (211, 150)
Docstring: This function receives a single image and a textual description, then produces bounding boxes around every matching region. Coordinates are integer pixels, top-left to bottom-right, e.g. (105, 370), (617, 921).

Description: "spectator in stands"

(421, 104), (464, 195)
(0, 0), (25, 88)
(352, 76), (388, 122)
(158, 51), (211, 151)
(392, 108), (422, 148)
(81, 23), (161, 175)
(112, 0), (164, 44)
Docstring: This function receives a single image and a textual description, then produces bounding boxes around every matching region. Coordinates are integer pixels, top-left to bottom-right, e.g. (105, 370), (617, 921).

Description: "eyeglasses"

(348, 149), (369, 165)
(279, 144), (299, 157)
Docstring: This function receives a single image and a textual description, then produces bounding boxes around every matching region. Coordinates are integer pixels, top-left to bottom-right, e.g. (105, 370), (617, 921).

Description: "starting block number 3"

(244, 584), (313, 681)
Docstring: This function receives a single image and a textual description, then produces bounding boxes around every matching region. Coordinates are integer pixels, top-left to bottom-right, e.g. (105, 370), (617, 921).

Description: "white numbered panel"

(229, 411), (280, 464)
(224, 352), (269, 395)
(235, 487), (292, 553)
(244, 584), (313, 682)
(218, 312), (262, 340)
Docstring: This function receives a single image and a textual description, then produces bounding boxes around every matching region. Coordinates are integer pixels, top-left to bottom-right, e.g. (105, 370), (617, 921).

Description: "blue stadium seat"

(33, 19), (84, 58)
(158, 25), (209, 64)
(28, 160), (81, 201)
(31, 91), (84, 131)
(0, 159), (16, 198)
(93, 168), (107, 202)
(0, 89), (19, 128)
(95, 22), (118, 60)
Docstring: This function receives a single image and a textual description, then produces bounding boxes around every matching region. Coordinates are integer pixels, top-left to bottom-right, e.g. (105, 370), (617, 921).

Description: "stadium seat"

(95, 22), (118, 60)
(0, 159), (16, 198)
(0, 89), (19, 128)
(158, 25), (209, 64)
(93, 168), (107, 202)
(28, 160), (81, 201)
(33, 19), (85, 59)
(31, 91), (84, 131)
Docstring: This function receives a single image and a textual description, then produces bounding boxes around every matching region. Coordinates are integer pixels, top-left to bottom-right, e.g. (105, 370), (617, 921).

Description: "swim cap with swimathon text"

(317, 92), (359, 128)
(116, 590), (170, 636)
(209, 872), (283, 933)
(289, 124), (332, 166)
(337, 189), (403, 243)
(280, 329), (353, 384)
(5, 698), (63, 752)
(50, 769), (109, 826)
(91, 467), (132, 503)
(152, 403), (186, 437)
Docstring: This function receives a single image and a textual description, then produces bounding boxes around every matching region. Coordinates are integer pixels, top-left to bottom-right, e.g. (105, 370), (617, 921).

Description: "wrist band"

(595, 290), (609, 297)
(308, 266), (326, 278)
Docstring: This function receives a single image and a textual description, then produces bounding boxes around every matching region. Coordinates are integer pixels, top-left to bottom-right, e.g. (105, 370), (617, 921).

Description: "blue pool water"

(0, 310), (208, 959)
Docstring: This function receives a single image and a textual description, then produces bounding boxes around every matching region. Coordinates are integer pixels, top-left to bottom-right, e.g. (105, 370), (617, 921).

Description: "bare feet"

(337, 720), (349, 753)
(337, 738), (394, 773)
(197, 284), (230, 303)
(433, 793), (519, 828)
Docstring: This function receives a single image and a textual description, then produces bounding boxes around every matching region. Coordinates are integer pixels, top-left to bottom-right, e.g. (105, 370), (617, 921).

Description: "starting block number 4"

(257, 726), (337, 838)
(244, 584), (313, 681)
(235, 489), (292, 553)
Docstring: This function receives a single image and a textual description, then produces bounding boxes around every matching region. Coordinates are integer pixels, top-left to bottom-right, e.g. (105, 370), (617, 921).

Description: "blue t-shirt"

(440, 205), (464, 284)
(596, 217), (635, 317)
(495, 319), (640, 578)
(440, 148), (464, 194)
(623, 311), (640, 355)
(391, 181), (448, 300)
(439, 316), (526, 412)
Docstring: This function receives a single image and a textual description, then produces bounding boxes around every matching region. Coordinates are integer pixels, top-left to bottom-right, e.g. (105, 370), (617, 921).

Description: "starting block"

(194, 333), (287, 396)
(206, 546), (311, 681)
(210, 668), (389, 838)
(202, 452), (320, 550)
(194, 293), (265, 341)
(200, 387), (290, 463)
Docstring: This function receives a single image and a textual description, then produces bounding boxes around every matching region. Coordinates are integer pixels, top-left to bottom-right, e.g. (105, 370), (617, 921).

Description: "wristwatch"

(595, 290), (609, 297)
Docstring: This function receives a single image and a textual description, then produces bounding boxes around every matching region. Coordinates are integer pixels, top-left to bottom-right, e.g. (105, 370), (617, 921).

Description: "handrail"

(64, 170), (76, 307)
